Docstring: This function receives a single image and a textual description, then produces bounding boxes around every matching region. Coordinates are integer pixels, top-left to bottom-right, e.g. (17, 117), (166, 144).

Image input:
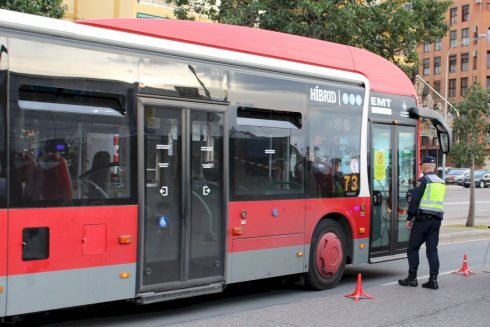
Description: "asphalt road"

(443, 185), (490, 226)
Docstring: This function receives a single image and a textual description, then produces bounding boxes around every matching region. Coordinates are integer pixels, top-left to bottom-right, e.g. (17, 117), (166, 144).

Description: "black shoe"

(398, 276), (418, 287)
(422, 279), (438, 289)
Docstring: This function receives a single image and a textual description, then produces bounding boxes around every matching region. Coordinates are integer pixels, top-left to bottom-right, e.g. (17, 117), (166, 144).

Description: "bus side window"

(231, 108), (305, 200)
(10, 85), (133, 207)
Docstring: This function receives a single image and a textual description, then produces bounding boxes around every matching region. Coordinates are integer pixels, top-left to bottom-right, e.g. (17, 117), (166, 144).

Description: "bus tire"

(306, 219), (346, 290)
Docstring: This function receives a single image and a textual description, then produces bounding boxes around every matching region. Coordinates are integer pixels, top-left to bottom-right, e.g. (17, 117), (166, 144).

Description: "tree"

(451, 83), (490, 227)
(0, 0), (66, 18)
(166, 0), (451, 77)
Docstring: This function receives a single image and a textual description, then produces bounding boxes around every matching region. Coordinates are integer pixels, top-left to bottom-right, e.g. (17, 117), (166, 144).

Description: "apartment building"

(419, 0), (490, 102)
(418, 0), (490, 168)
(63, 0), (212, 21)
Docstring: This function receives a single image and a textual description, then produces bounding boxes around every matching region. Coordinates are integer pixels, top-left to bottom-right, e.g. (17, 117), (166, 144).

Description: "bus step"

(136, 283), (223, 304)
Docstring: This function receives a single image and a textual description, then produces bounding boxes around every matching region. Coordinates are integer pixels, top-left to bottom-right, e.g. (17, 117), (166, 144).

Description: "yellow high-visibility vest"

(419, 175), (446, 213)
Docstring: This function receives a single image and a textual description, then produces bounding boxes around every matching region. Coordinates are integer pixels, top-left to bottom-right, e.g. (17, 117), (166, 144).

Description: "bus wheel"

(306, 219), (346, 290)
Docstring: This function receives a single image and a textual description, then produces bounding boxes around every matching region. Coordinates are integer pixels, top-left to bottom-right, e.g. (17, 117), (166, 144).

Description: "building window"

(473, 50), (478, 70)
(449, 55), (457, 73)
(461, 53), (469, 71)
(449, 79), (456, 97)
(462, 28), (469, 46)
(450, 30), (457, 48)
(487, 51), (490, 69)
(423, 41), (431, 53)
(461, 77), (468, 97)
(487, 76), (490, 89)
(435, 38), (442, 51)
(423, 58), (430, 76)
(462, 5), (469, 22)
(434, 81), (441, 93)
(450, 7), (457, 25)
(434, 57), (441, 75)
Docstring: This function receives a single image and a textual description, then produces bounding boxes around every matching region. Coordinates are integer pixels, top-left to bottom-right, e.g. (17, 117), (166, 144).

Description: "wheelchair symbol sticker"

(159, 216), (168, 228)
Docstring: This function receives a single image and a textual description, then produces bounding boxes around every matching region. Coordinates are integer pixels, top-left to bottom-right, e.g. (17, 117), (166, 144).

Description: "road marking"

(446, 201), (490, 205)
(381, 271), (455, 287)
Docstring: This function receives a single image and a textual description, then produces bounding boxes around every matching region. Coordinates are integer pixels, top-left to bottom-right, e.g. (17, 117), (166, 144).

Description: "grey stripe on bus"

(225, 239), (369, 284)
(5, 264), (136, 316)
(0, 276), (6, 317)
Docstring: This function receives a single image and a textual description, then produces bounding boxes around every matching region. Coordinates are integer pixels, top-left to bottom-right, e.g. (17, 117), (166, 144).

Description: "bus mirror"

(438, 131), (450, 154)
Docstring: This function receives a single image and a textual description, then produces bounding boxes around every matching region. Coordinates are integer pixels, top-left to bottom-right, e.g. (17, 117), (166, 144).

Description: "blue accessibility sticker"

(159, 216), (168, 228)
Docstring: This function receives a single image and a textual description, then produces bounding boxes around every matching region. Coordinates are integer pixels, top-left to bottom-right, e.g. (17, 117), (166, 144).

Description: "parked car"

(463, 169), (490, 188)
(444, 168), (470, 185)
(437, 167), (453, 178)
(456, 171), (470, 185)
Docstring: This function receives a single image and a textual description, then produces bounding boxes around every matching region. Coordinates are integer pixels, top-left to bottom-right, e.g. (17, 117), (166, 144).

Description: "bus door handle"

(373, 190), (382, 206)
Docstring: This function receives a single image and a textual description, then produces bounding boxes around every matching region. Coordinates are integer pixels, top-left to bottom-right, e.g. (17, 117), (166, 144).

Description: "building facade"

(419, 0), (490, 102)
(63, 0), (212, 21)
(417, 0), (490, 168)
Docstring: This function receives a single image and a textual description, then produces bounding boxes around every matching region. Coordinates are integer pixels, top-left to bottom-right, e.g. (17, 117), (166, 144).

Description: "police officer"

(398, 156), (446, 290)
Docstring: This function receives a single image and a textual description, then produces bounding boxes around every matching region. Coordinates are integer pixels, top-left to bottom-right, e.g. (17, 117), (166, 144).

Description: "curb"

(440, 228), (490, 244)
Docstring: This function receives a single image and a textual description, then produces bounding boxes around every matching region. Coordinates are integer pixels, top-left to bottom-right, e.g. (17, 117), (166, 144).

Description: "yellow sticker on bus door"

(374, 150), (386, 181)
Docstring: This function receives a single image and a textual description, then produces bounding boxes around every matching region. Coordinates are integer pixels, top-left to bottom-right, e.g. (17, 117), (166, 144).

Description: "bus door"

(138, 98), (225, 296)
(370, 123), (417, 258)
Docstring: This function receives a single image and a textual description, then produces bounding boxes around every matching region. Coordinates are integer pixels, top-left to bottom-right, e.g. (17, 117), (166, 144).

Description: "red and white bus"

(0, 9), (451, 317)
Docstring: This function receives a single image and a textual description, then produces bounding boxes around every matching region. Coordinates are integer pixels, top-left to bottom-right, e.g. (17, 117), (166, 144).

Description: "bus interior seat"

(39, 152), (72, 202)
(89, 151), (111, 198)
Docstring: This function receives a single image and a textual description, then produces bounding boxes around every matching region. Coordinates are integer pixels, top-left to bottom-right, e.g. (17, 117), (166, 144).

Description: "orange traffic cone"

(452, 254), (475, 276)
(345, 273), (374, 302)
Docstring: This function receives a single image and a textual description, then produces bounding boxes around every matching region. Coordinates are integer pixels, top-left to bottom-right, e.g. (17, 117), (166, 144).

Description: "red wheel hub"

(315, 232), (342, 278)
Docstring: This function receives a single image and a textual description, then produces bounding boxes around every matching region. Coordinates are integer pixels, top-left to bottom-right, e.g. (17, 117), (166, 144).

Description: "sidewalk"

(440, 224), (490, 243)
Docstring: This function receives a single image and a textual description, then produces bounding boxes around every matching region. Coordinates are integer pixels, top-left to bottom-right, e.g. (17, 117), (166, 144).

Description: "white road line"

(381, 271), (455, 287)
(446, 201), (490, 205)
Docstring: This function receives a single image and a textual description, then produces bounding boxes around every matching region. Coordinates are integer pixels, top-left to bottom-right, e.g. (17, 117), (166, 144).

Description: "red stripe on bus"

(228, 197), (370, 252)
(7, 206), (137, 276)
(0, 210), (6, 277)
(232, 233), (305, 253)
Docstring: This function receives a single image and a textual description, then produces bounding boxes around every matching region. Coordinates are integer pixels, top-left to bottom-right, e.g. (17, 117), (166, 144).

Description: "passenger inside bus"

(308, 134), (344, 197)
(37, 139), (72, 203)
(13, 151), (41, 202)
(88, 150), (111, 198)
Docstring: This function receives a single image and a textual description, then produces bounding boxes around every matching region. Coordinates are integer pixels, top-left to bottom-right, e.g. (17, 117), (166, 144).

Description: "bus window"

(308, 108), (362, 198)
(231, 107), (305, 200)
(10, 85), (133, 207)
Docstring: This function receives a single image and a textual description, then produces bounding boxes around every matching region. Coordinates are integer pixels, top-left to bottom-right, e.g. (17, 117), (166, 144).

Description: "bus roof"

(78, 19), (416, 97)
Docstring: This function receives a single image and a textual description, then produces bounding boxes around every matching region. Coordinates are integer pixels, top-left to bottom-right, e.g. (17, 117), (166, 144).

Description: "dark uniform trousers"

(407, 214), (441, 275)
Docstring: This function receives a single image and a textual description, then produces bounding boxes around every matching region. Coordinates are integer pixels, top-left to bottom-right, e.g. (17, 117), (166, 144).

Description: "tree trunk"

(466, 153), (475, 227)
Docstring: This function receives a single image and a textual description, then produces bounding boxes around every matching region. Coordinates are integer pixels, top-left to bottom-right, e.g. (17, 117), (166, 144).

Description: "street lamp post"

(441, 33), (487, 181)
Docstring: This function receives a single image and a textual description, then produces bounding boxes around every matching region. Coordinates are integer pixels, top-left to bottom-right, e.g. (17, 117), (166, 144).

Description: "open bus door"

(369, 101), (452, 262)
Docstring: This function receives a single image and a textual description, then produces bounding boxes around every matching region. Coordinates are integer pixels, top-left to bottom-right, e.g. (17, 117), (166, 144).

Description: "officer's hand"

(406, 220), (413, 230)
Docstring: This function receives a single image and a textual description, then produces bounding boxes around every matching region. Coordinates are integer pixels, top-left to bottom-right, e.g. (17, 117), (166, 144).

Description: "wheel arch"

(314, 212), (353, 265)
